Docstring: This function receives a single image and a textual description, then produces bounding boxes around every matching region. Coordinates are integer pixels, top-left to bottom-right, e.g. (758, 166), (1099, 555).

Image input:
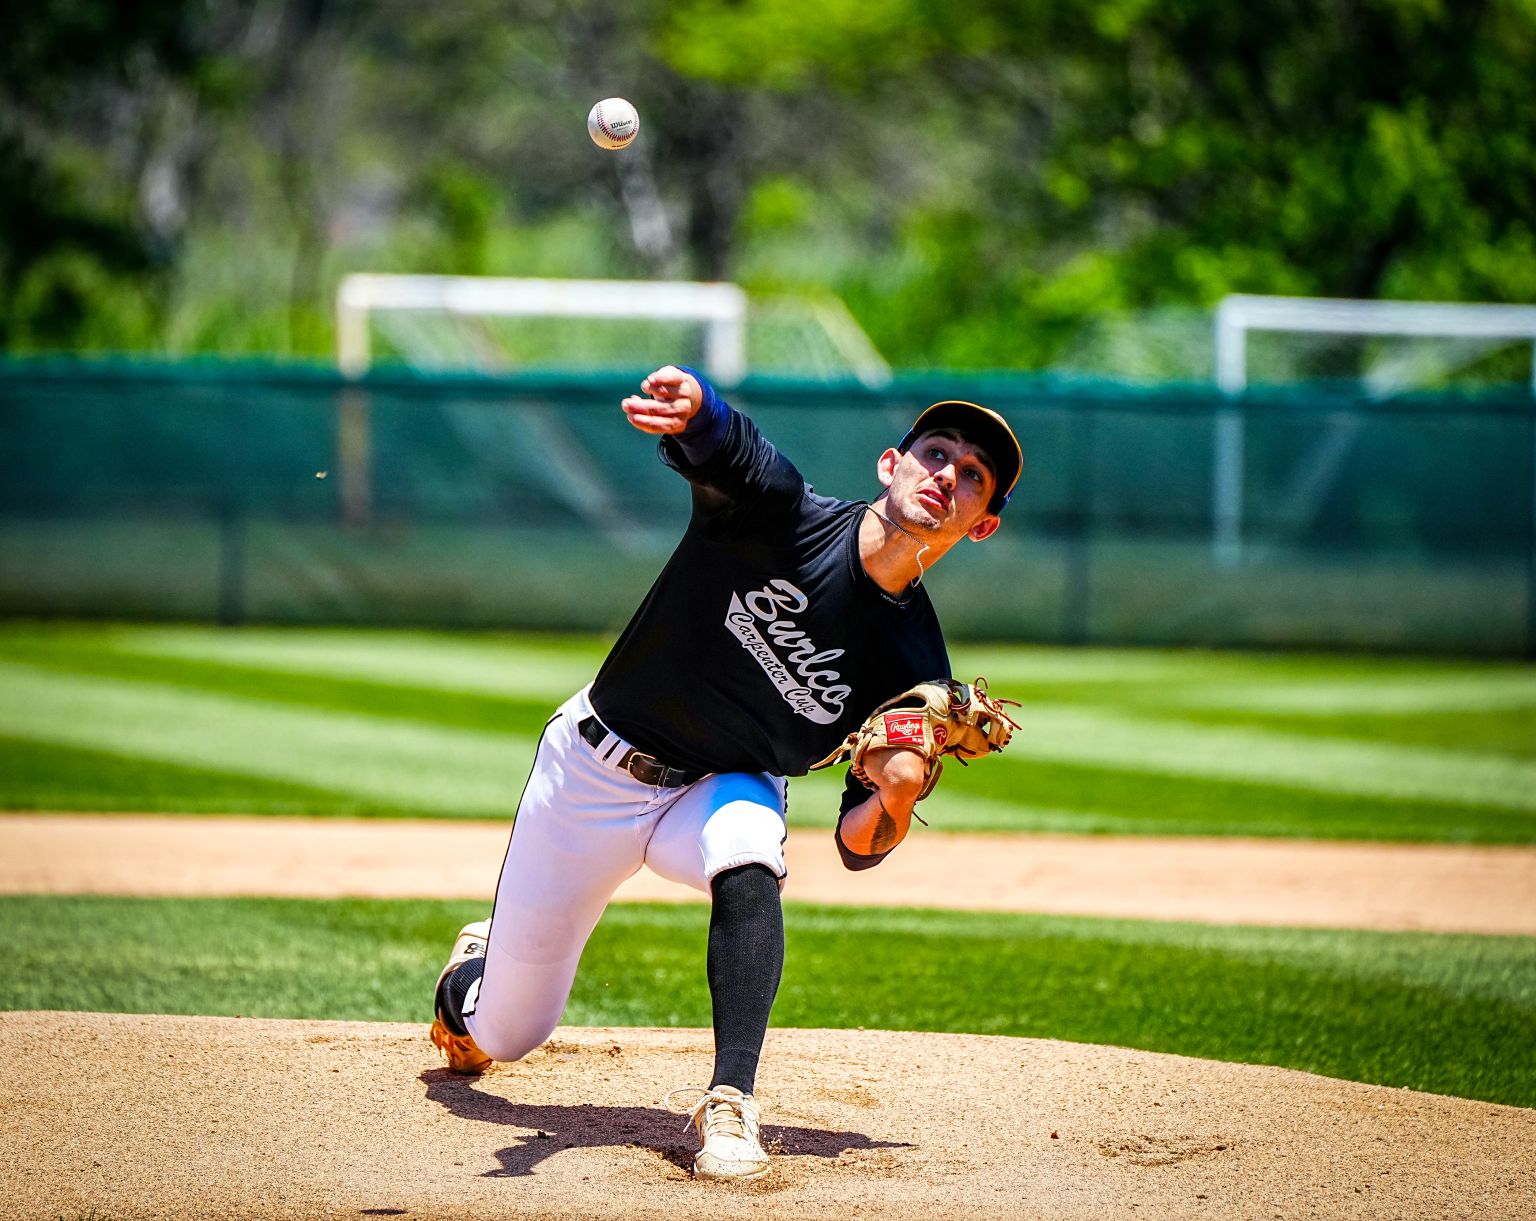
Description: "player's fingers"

(622, 394), (687, 416)
(626, 405), (688, 423)
(640, 366), (686, 397)
(621, 399), (687, 433)
(626, 413), (686, 434)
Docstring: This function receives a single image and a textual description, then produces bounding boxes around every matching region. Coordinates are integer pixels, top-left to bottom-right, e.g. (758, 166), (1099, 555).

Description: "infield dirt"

(4, 1012), (1533, 1220)
(4, 814), (1534, 1218)
(4, 812), (1535, 933)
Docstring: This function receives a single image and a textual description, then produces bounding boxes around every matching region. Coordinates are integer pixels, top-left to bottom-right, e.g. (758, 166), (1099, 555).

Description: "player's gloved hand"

(812, 676), (1021, 807)
(621, 366), (703, 434)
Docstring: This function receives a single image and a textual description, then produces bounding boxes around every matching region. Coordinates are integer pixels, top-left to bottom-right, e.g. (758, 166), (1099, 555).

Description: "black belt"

(577, 715), (706, 789)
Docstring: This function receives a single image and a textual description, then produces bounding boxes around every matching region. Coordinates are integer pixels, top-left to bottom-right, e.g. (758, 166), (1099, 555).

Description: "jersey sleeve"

(657, 373), (806, 531)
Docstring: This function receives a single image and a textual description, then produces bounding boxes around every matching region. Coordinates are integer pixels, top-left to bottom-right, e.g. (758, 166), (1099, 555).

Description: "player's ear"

(876, 447), (902, 489)
(967, 513), (1001, 543)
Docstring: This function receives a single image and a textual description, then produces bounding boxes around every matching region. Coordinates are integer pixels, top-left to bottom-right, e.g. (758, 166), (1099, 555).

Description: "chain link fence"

(1, 360), (1531, 655)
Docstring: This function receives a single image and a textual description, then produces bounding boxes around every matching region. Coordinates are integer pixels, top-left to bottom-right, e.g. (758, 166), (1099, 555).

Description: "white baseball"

(587, 97), (640, 150)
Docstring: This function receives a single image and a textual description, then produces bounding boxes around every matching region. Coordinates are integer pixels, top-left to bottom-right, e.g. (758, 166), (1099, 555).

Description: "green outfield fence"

(1, 359), (1533, 656)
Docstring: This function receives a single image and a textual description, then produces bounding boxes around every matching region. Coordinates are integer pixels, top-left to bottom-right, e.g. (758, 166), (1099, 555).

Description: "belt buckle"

(622, 749), (664, 787)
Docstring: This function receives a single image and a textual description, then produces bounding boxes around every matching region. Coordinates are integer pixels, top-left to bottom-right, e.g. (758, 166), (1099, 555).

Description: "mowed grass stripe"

(12, 631), (1534, 790)
(33, 624), (1536, 722)
(112, 628), (1529, 809)
(999, 703), (1536, 811)
(3, 735), (1523, 840)
(1164, 672), (1536, 715)
(1154, 706), (1536, 761)
(950, 642), (1524, 688)
(0, 632), (558, 736)
(2, 625), (1533, 839)
(0, 737), (427, 818)
(10, 630), (1530, 807)
(953, 646), (1536, 757)
(113, 625), (608, 699)
(2, 895), (1532, 1107)
(787, 766), (1527, 842)
(0, 660), (531, 818)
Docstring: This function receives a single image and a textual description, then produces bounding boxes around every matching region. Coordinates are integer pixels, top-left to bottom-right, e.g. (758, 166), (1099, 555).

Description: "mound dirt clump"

(3, 1012), (1531, 1219)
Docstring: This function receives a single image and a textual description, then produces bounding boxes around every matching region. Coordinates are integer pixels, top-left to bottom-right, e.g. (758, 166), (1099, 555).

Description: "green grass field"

(4, 895), (1532, 1108)
(4, 623), (1533, 1110)
(1, 622), (1532, 840)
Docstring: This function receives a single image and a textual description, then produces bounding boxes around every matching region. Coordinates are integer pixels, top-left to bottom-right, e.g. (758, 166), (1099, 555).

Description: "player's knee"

(465, 991), (563, 1064)
(701, 804), (785, 875)
(469, 1021), (554, 1065)
(697, 774), (786, 876)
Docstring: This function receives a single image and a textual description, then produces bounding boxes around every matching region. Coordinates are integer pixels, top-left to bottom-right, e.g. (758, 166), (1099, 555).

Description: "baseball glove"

(811, 677), (1021, 803)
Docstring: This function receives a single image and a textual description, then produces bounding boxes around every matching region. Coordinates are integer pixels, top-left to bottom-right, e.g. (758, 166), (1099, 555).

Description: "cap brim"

(899, 400), (1022, 513)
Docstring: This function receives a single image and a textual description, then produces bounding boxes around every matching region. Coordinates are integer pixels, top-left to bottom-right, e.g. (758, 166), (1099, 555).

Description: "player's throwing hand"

(621, 365), (702, 434)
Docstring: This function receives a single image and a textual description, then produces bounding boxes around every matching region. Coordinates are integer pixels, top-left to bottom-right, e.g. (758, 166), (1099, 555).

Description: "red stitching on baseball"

(598, 105), (632, 142)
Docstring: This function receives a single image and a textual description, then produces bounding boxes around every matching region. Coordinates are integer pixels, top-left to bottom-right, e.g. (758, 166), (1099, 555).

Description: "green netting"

(1, 359), (1532, 655)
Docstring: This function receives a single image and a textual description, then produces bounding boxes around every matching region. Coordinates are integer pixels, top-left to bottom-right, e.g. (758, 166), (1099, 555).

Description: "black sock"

(435, 957), (485, 1037)
(706, 863), (785, 1095)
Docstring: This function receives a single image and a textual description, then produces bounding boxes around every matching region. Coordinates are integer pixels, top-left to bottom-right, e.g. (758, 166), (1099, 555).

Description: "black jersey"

(589, 399), (950, 779)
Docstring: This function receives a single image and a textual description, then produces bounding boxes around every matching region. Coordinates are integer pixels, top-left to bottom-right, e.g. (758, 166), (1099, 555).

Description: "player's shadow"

(421, 1068), (914, 1178)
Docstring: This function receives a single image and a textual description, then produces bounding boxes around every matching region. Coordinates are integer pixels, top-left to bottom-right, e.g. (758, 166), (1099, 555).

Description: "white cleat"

(430, 919), (492, 1074)
(666, 1084), (769, 1181)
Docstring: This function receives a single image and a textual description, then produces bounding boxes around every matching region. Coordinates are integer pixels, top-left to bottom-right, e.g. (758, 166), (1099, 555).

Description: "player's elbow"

(835, 823), (893, 871)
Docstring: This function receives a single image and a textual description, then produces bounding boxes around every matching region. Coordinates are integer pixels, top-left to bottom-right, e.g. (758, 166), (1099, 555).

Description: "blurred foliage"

(2, 0), (1534, 368)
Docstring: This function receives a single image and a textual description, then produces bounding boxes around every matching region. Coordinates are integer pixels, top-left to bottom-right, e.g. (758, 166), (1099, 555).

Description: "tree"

(7, 0), (1533, 369)
(658, 0), (1536, 367)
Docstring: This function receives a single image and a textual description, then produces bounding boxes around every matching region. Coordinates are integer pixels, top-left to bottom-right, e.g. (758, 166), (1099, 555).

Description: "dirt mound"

(4, 1012), (1530, 1219)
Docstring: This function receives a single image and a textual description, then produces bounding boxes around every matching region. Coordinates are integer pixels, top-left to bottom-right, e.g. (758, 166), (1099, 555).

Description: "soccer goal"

(330, 274), (891, 530)
(1210, 294), (1536, 562)
(335, 273), (890, 387)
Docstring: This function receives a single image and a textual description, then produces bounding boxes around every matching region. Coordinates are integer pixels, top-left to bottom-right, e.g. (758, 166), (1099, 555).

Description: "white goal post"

(1210, 294), (1536, 562)
(337, 274), (753, 384)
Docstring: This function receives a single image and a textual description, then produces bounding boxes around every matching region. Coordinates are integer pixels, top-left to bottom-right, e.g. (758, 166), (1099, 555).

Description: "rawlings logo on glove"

(811, 676), (1021, 804)
(882, 711), (927, 745)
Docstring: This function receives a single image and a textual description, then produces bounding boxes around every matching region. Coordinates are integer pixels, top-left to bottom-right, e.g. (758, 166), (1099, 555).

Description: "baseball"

(587, 97), (639, 150)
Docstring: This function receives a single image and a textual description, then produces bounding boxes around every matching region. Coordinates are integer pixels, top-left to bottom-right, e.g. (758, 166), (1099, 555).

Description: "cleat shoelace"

(664, 1086), (755, 1140)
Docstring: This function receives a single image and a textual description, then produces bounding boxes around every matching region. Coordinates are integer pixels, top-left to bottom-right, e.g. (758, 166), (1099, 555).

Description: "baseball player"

(430, 364), (1022, 1181)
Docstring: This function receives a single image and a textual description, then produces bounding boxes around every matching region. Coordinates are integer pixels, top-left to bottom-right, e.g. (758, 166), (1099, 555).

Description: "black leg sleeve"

(706, 863), (785, 1095)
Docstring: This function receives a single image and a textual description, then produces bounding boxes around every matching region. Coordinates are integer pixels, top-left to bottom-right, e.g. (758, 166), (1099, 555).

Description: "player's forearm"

(835, 746), (927, 864)
(836, 788), (913, 856)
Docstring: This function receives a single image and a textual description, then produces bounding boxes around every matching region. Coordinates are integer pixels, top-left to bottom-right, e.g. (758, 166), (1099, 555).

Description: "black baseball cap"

(898, 400), (1023, 514)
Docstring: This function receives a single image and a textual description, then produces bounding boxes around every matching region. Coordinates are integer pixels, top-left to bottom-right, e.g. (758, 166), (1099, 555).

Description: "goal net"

(336, 274), (890, 387)
(1216, 294), (1536, 396)
(1210, 294), (1536, 562)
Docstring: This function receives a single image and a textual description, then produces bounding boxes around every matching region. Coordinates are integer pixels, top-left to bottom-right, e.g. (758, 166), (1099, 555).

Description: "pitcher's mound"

(3, 1012), (1530, 1219)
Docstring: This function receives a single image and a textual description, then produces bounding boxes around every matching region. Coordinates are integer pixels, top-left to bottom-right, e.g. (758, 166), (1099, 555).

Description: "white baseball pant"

(462, 686), (789, 1063)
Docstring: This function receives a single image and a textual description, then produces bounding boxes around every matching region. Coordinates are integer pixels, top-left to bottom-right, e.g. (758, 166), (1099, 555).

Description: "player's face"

(884, 430), (999, 540)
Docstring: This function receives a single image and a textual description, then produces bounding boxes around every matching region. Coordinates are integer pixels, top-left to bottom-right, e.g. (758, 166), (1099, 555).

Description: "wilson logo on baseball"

(882, 712), (927, 746)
